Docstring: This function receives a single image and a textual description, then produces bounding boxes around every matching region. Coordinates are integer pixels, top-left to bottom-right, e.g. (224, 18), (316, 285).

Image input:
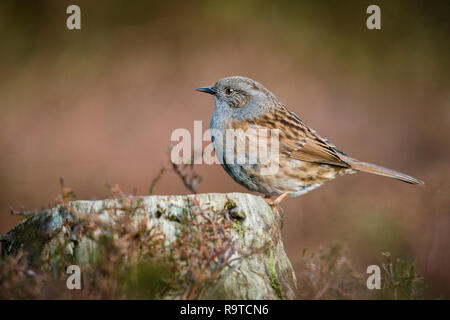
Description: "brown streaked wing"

(275, 105), (350, 168)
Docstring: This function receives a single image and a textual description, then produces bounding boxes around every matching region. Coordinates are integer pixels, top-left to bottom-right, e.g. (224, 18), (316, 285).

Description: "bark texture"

(1, 192), (296, 299)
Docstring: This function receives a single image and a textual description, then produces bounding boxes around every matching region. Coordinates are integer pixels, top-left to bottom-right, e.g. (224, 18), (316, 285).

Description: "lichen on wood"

(1, 192), (296, 299)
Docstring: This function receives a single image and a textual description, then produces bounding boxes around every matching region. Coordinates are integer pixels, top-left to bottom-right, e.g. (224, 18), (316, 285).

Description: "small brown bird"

(197, 76), (423, 206)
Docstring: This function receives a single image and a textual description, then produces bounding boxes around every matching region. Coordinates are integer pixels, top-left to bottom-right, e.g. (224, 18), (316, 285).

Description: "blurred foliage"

(295, 244), (426, 299)
(378, 252), (425, 299)
(296, 244), (366, 299)
(0, 0), (448, 82)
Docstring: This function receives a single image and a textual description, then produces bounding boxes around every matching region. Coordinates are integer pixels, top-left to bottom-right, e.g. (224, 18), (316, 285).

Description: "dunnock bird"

(197, 76), (423, 206)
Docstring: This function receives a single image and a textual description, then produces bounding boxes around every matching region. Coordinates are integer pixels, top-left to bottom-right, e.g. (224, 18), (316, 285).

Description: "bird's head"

(197, 76), (278, 121)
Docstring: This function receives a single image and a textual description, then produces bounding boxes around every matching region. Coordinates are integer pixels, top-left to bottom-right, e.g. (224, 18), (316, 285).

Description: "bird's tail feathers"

(348, 160), (424, 185)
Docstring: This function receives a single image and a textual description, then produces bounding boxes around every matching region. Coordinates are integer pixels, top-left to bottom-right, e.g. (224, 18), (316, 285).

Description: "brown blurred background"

(0, 0), (449, 297)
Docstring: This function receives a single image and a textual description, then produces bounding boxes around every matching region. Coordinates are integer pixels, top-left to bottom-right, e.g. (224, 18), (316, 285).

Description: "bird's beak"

(196, 86), (216, 95)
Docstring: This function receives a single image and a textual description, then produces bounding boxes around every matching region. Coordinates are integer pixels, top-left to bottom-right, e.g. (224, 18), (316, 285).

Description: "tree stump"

(1, 193), (296, 299)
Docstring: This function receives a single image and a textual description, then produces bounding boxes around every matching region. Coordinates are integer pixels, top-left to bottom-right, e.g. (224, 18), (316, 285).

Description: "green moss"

(224, 199), (236, 210)
(232, 220), (244, 239)
(7, 240), (14, 254)
(267, 249), (285, 299)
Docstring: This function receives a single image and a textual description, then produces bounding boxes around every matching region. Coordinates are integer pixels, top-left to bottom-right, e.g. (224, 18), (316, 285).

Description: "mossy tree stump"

(1, 193), (296, 299)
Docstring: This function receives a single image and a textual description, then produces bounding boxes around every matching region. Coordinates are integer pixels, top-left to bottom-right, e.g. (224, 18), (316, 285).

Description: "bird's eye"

(225, 87), (234, 95)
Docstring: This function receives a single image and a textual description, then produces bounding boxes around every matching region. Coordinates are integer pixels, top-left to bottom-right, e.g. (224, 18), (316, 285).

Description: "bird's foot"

(264, 193), (289, 228)
(264, 192), (290, 206)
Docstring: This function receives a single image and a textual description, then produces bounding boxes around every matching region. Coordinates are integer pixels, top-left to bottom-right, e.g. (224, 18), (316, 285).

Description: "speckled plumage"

(198, 76), (423, 203)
